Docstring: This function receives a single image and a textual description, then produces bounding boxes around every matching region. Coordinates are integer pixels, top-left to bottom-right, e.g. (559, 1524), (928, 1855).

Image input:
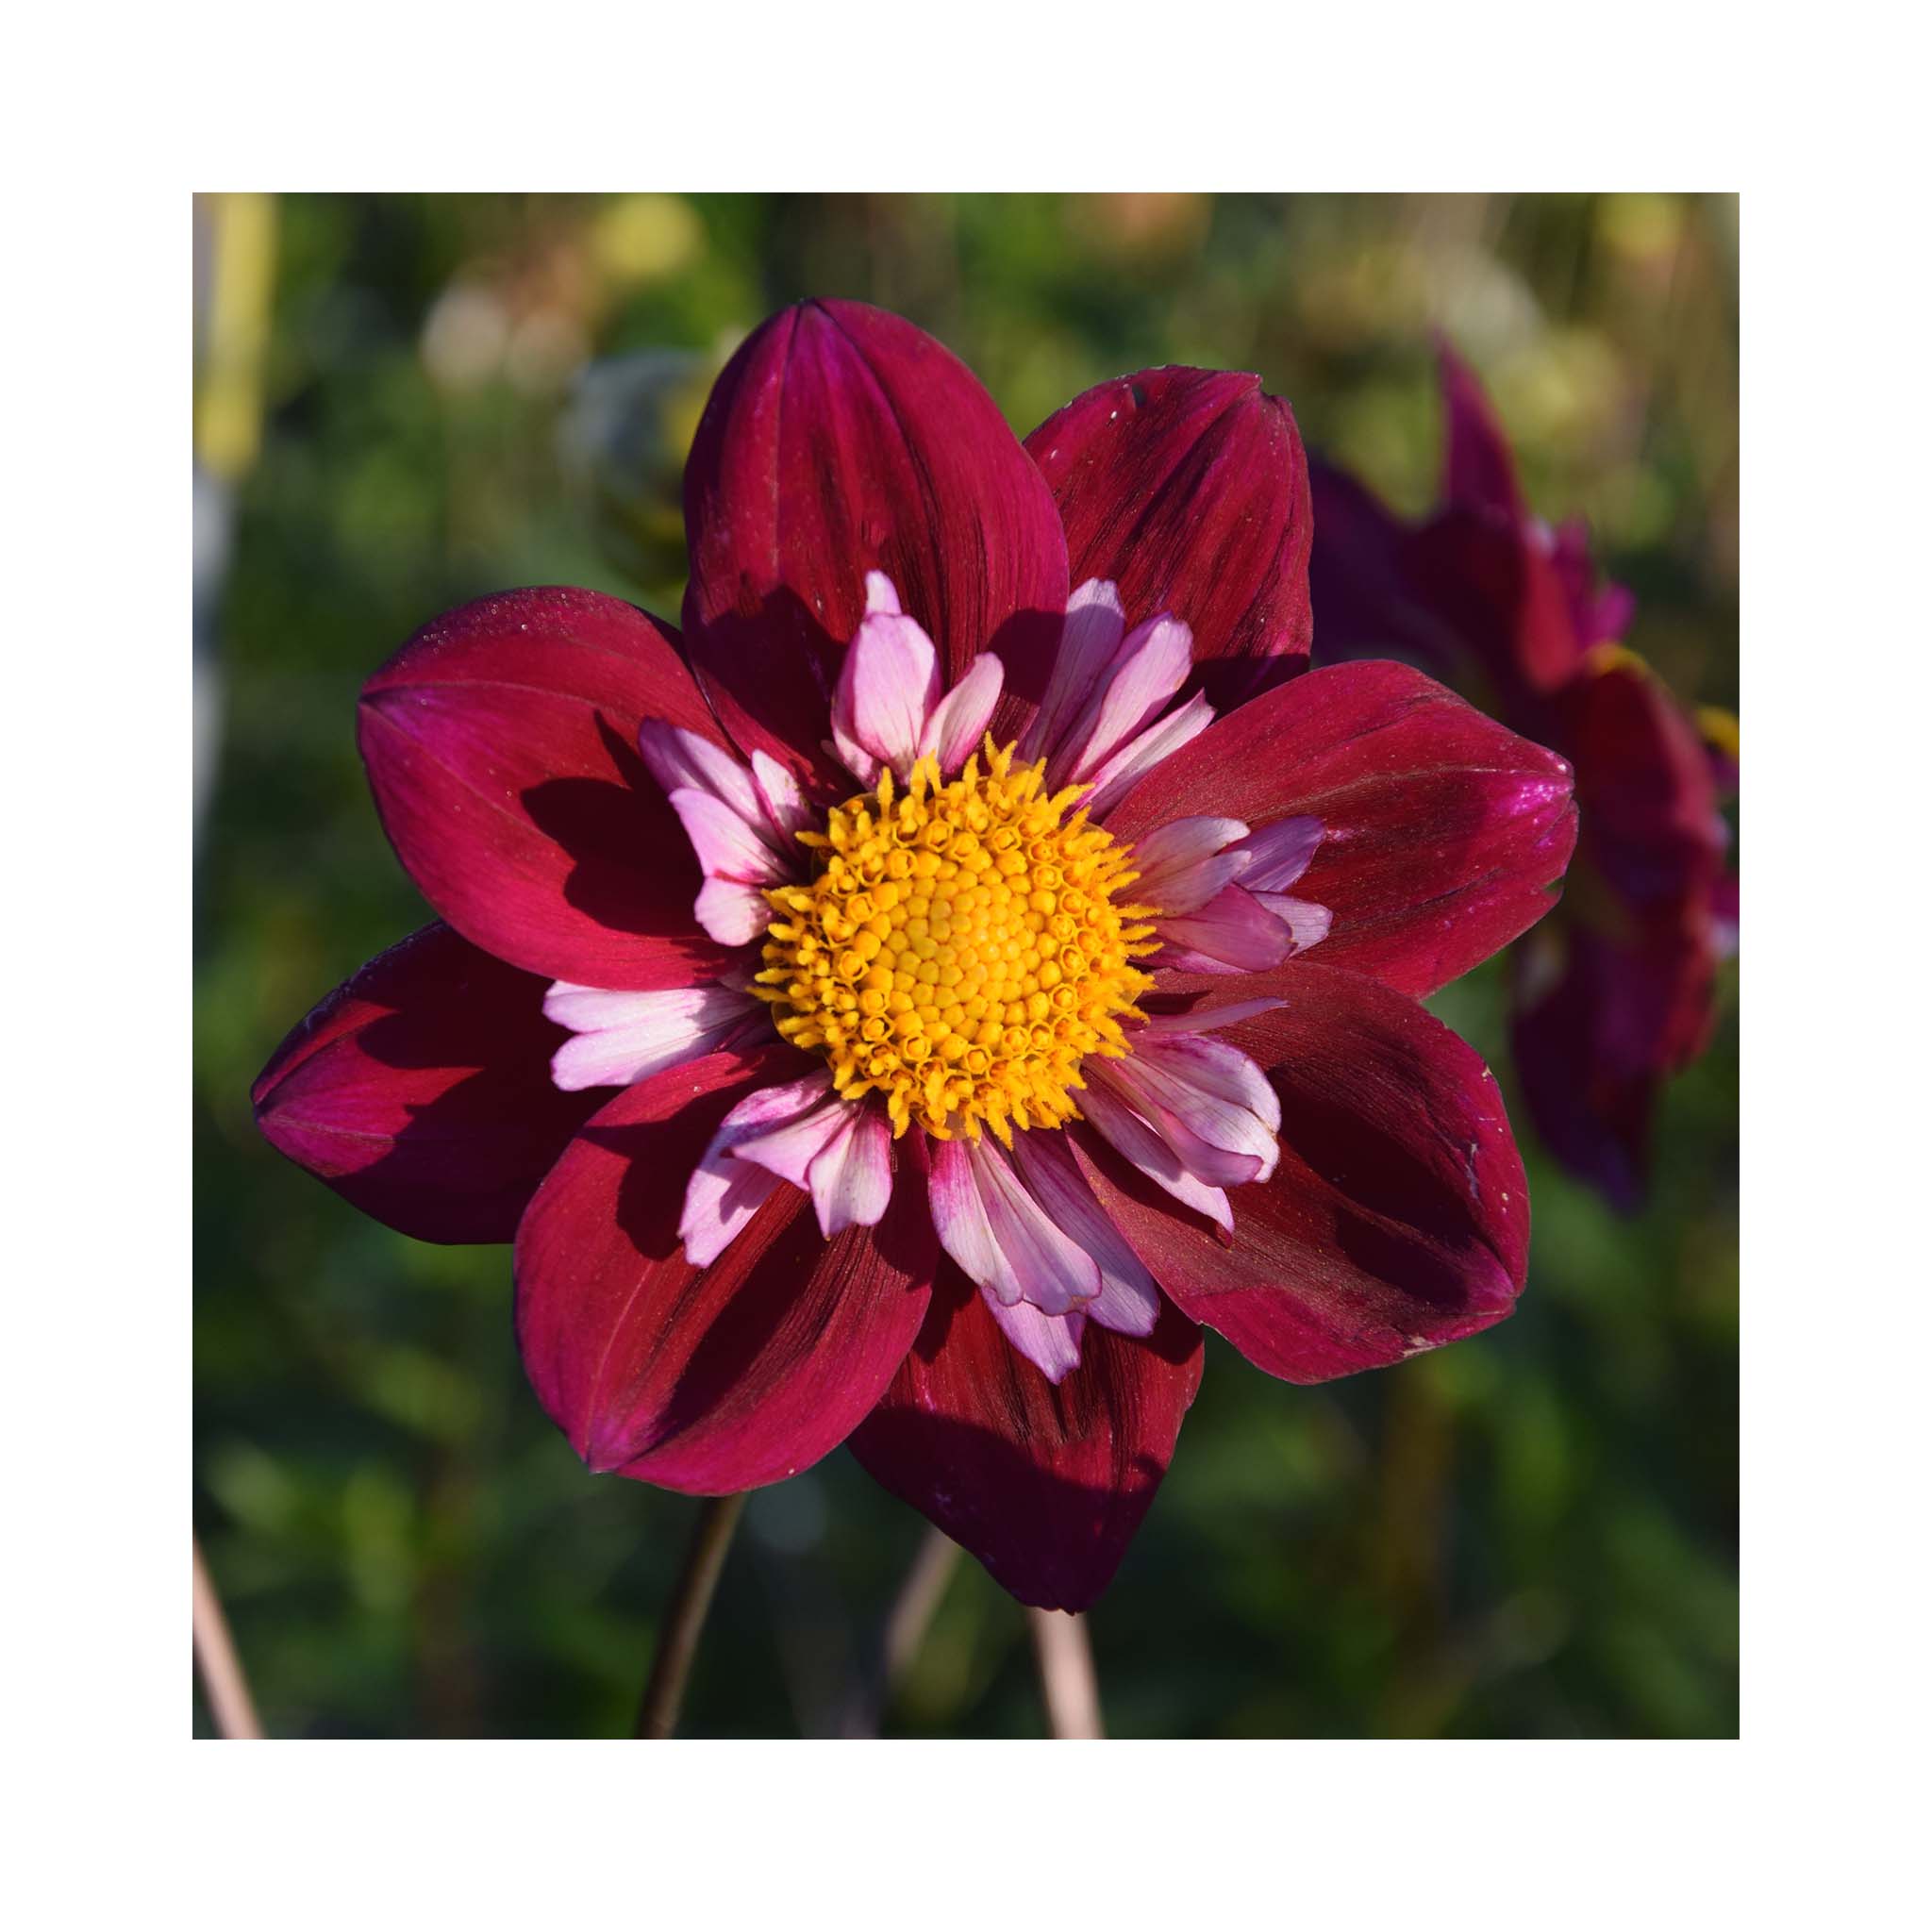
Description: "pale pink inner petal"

(832, 609), (941, 781)
(968, 1139), (1105, 1315)
(544, 982), (761, 1092)
(1092, 1044), (1278, 1187)
(919, 654), (1006, 774)
(929, 1139), (1101, 1315)
(750, 748), (814, 843)
(1135, 1031), (1282, 1135)
(667, 787), (788, 885)
(679, 1070), (834, 1267)
(805, 1103), (892, 1240)
(1131, 815), (1254, 916)
(1138, 998), (1286, 1036)
(1075, 1080), (1233, 1232)
(864, 569), (903, 616)
(676, 1073), (825, 1265)
(1155, 884), (1294, 974)
(732, 1090), (858, 1190)
(1079, 691), (1216, 823)
(1058, 615), (1194, 784)
(692, 876), (771, 948)
(1006, 1130), (1159, 1338)
(1254, 891), (1333, 954)
(928, 1139), (1009, 1297)
(679, 1156), (781, 1271)
(638, 720), (767, 837)
(1233, 816), (1324, 891)
(1022, 578), (1126, 762)
(985, 1292), (1087, 1384)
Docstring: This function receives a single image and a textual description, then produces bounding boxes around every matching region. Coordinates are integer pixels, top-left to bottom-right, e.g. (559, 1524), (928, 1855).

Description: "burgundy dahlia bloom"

(255, 300), (1577, 1609)
(1310, 341), (1737, 1212)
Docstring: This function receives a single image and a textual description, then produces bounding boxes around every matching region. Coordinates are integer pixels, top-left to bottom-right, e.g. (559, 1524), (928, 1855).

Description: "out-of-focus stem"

(1027, 1607), (1105, 1739)
(192, 1537), (263, 1740)
(635, 1494), (747, 1739)
(844, 1525), (962, 1736)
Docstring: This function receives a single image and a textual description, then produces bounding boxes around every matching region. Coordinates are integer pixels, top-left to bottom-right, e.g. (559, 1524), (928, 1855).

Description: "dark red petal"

(1404, 508), (1586, 700)
(252, 923), (604, 1244)
(1108, 661), (1577, 999)
(1560, 649), (1724, 913)
(682, 299), (1068, 783)
(1437, 337), (1526, 523)
(358, 586), (733, 991)
(1084, 962), (1527, 1384)
(514, 1050), (934, 1493)
(847, 1263), (1203, 1611)
(1024, 366), (1312, 708)
(1510, 918), (1717, 1213)
(1307, 459), (1463, 676)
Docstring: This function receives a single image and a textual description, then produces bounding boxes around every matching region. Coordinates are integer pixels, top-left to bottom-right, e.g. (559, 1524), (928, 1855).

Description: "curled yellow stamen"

(752, 739), (1158, 1143)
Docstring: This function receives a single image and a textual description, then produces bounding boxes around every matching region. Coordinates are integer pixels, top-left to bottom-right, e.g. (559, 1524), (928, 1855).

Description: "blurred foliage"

(193, 192), (1737, 1739)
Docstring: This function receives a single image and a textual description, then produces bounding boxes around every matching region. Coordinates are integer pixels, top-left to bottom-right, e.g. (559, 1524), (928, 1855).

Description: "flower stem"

(843, 1525), (962, 1736)
(635, 1494), (747, 1738)
(192, 1536), (263, 1740)
(1027, 1607), (1105, 1739)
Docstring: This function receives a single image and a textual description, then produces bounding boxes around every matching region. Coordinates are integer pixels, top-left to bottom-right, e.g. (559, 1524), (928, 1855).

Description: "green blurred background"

(192, 192), (1738, 1739)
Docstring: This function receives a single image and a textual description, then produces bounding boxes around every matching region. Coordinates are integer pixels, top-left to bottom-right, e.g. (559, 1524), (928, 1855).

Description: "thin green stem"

(635, 1494), (748, 1738)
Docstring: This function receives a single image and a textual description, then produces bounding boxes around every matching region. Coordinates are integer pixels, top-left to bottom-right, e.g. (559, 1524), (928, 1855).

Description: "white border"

(9, 0), (1924, 1922)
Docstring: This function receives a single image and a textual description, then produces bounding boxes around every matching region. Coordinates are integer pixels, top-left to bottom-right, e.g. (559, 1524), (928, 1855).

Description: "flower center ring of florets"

(754, 739), (1159, 1143)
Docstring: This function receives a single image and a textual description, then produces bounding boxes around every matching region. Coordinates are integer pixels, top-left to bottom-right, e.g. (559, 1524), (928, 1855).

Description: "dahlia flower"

(1310, 341), (1736, 1211)
(256, 300), (1576, 1608)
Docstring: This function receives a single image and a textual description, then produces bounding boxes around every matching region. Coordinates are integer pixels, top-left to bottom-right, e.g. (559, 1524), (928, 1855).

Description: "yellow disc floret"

(753, 740), (1159, 1144)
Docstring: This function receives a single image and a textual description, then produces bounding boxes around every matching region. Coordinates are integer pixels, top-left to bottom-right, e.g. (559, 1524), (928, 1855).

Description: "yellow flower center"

(754, 741), (1158, 1143)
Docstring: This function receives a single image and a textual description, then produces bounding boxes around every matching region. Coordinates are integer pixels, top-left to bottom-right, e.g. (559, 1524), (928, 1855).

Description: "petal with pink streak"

(693, 877), (772, 948)
(750, 749), (813, 843)
(986, 1293), (1088, 1384)
(1130, 815), (1253, 916)
(1072, 1086), (1232, 1233)
(1255, 892), (1333, 954)
(1021, 578), (1125, 762)
(1139, 998), (1285, 1036)
(680, 1068), (832, 1266)
(919, 654), (1006, 774)
(1087, 1054), (1267, 1190)
(1232, 815), (1323, 891)
(730, 1089), (852, 1190)
(544, 981), (762, 1092)
(1057, 616), (1194, 785)
(1155, 883), (1293, 974)
(804, 1103), (893, 1240)
(1092, 1024), (1287, 1182)
(831, 607), (941, 782)
(666, 787), (787, 886)
(1006, 1130), (1160, 1338)
(637, 718), (765, 834)
(928, 1139), (1100, 1316)
(1079, 691), (1215, 823)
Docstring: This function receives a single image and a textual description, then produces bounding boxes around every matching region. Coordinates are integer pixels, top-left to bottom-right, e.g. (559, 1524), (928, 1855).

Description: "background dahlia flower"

(1310, 341), (1737, 1211)
(256, 299), (1577, 1609)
